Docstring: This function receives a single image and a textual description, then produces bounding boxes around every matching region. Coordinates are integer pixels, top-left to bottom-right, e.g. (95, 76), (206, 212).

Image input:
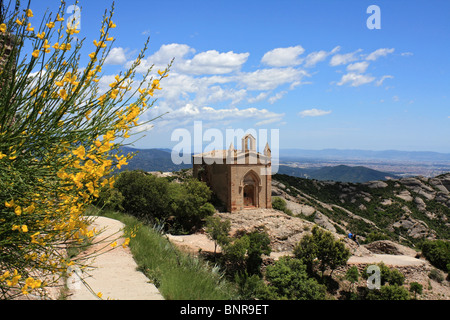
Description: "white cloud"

(346, 61), (369, 73)
(337, 72), (375, 87)
(158, 103), (284, 124)
(376, 75), (394, 86)
(179, 50), (249, 75)
(365, 48), (394, 61)
(268, 91), (287, 104)
(104, 47), (128, 65)
(261, 46), (305, 67)
(303, 50), (328, 67)
(329, 49), (362, 66)
(298, 108), (332, 118)
(303, 46), (339, 68)
(401, 52), (413, 57)
(240, 67), (309, 91)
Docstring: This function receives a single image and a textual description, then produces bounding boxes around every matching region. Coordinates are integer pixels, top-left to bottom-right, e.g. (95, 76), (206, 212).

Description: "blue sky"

(32, 0), (450, 152)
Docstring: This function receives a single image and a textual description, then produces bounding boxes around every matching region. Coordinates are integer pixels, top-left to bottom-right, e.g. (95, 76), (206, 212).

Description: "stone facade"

(193, 134), (272, 212)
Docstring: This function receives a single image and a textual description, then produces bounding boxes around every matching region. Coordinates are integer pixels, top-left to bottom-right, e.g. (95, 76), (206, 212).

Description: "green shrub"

(420, 240), (450, 272)
(260, 256), (327, 300)
(293, 225), (350, 277)
(366, 284), (410, 300)
(114, 171), (215, 233)
(428, 268), (444, 283)
(114, 170), (170, 222)
(409, 282), (423, 299)
(272, 197), (293, 215)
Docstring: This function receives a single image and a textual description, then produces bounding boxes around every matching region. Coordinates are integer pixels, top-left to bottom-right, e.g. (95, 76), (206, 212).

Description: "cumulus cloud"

(179, 50), (249, 75)
(104, 47), (128, 65)
(365, 48), (394, 61)
(337, 72), (375, 87)
(239, 67), (309, 91)
(261, 46), (305, 67)
(158, 103), (284, 125)
(298, 108), (332, 118)
(346, 61), (369, 73)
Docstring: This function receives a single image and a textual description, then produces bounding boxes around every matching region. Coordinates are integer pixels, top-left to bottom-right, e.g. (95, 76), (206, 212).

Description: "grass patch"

(96, 209), (238, 300)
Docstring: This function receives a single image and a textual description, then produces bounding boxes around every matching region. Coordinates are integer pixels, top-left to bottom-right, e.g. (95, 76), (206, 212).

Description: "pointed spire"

(264, 142), (271, 157)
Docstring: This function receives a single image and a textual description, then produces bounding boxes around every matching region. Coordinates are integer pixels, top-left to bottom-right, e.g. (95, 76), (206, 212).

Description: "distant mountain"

(278, 164), (399, 183)
(280, 148), (450, 162)
(117, 147), (191, 172)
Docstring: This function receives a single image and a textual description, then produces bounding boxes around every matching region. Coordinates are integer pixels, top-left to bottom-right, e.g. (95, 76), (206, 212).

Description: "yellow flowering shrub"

(0, 1), (170, 299)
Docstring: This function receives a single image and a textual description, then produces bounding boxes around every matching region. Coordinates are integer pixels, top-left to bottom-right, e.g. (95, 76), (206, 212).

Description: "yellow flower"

(14, 206), (22, 216)
(108, 20), (116, 28)
(0, 23), (6, 33)
(110, 241), (117, 248)
(89, 52), (96, 59)
(5, 200), (14, 207)
(21, 225), (28, 233)
(46, 21), (55, 29)
(122, 238), (130, 248)
(26, 9), (33, 17)
(26, 23), (34, 32)
(52, 42), (60, 50)
(73, 145), (86, 160)
(15, 19), (23, 26)
(37, 31), (45, 39)
(59, 88), (68, 100)
(56, 13), (64, 22)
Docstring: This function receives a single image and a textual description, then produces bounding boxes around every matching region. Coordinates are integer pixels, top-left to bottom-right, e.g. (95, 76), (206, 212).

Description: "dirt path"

(348, 254), (426, 267)
(67, 216), (163, 300)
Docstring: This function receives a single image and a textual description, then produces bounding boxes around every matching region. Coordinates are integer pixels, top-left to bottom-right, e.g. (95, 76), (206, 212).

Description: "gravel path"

(67, 216), (163, 300)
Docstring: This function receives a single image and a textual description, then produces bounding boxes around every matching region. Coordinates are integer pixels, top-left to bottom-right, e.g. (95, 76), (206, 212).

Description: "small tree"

(261, 256), (327, 300)
(294, 225), (350, 278)
(205, 216), (231, 257)
(346, 266), (359, 292)
(409, 282), (423, 300)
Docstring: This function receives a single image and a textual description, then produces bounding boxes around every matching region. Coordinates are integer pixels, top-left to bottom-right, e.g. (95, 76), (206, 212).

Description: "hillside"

(278, 164), (399, 183)
(117, 147), (191, 172)
(272, 173), (450, 246)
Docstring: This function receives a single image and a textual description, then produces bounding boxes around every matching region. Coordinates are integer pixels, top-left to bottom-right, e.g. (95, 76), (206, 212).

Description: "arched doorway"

(243, 171), (258, 208)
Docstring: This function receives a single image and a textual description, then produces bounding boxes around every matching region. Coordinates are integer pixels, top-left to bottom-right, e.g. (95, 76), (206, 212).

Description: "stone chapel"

(192, 134), (272, 212)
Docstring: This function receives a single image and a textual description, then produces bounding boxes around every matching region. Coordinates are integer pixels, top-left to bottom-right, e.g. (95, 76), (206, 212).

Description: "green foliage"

(420, 240), (450, 272)
(409, 282), (423, 299)
(222, 228), (271, 276)
(293, 225), (350, 277)
(345, 266), (359, 284)
(114, 170), (215, 233)
(362, 262), (405, 286)
(205, 216), (231, 256)
(428, 268), (444, 283)
(114, 170), (170, 222)
(96, 185), (125, 212)
(169, 177), (215, 232)
(272, 197), (292, 215)
(260, 256), (327, 300)
(365, 284), (410, 300)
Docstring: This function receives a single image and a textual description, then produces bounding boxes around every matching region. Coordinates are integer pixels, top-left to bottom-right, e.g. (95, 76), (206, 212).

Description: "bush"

(222, 228), (271, 276)
(114, 171), (215, 233)
(420, 240), (450, 273)
(366, 284), (410, 300)
(293, 225), (350, 277)
(114, 170), (171, 223)
(259, 256), (327, 300)
(272, 197), (292, 215)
